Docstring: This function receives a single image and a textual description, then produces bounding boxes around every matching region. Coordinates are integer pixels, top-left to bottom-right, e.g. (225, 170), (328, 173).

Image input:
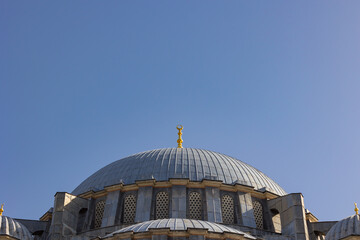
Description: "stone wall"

(48, 192), (89, 240)
(267, 193), (309, 240)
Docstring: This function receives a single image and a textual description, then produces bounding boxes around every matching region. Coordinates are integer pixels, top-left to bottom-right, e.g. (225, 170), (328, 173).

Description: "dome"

(0, 215), (33, 239)
(72, 148), (286, 196)
(326, 214), (360, 240)
(105, 218), (256, 239)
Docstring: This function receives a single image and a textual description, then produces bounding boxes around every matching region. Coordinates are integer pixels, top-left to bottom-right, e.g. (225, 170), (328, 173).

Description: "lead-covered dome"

(105, 218), (256, 239)
(0, 215), (33, 240)
(326, 214), (360, 240)
(72, 148), (286, 196)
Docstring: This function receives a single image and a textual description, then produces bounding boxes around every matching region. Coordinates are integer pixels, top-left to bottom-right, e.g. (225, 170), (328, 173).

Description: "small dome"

(105, 218), (256, 239)
(326, 214), (360, 240)
(72, 148), (286, 196)
(0, 215), (33, 240)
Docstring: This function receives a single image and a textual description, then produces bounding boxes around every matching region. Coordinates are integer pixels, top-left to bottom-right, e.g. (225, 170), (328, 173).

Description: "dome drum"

(48, 176), (310, 240)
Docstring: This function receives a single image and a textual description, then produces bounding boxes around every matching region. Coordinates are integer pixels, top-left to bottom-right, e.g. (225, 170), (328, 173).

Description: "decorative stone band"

(78, 179), (279, 200)
(92, 218), (256, 240)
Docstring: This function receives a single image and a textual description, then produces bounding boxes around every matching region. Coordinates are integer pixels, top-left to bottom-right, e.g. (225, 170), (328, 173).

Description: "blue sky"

(1, 1), (360, 221)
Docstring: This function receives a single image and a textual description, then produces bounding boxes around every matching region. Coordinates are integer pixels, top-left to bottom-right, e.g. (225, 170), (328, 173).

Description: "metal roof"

(72, 148), (286, 196)
(105, 218), (256, 239)
(0, 216), (33, 240)
(326, 214), (360, 240)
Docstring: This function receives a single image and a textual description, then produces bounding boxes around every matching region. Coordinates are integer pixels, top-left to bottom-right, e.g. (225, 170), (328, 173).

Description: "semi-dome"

(326, 214), (360, 240)
(73, 148), (286, 196)
(0, 215), (33, 240)
(104, 218), (256, 239)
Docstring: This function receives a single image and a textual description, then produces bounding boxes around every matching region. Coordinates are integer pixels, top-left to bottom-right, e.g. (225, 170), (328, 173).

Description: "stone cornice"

(78, 179), (280, 200)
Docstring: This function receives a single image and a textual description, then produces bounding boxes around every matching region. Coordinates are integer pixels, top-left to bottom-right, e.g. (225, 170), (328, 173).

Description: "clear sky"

(1, 1), (360, 222)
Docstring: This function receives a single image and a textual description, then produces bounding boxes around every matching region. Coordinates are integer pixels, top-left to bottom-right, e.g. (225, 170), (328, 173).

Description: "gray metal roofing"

(326, 214), (360, 240)
(105, 218), (256, 239)
(0, 216), (33, 240)
(72, 148), (286, 196)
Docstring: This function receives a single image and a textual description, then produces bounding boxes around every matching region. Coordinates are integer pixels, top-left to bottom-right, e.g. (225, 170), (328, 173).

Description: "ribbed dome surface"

(326, 214), (360, 240)
(0, 216), (33, 240)
(105, 218), (256, 239)
(72, 148), (286, 196)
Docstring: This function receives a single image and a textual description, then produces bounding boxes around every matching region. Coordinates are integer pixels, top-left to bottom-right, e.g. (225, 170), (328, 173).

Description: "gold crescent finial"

(177, 125), (183, 148)
(0, 204), (3, 216)
(355, 202), (359, 215)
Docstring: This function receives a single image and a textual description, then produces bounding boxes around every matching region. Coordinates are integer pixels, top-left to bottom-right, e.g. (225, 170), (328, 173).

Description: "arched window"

(123, 194), (137, 224)
(271, 209), (281, 233)
(94, 201), (105, 228)
(221, 195), (234, 224)
(77, 208), (87, 232)
(156, 191), (169, 219)
(188, 191), (202, 220)
(253, 201), (263, 229)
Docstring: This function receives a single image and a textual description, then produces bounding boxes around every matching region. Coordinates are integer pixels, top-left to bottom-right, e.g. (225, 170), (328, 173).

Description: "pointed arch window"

(271, 209), (281, 233)
(77, 208), (87, 232)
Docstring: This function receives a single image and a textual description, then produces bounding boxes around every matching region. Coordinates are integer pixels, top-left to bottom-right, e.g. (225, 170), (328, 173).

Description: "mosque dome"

(104, 218), (256, 239)
(0, 215), (33, 239)
(72, 148), (286, 196)
(326, 214), (360, 240)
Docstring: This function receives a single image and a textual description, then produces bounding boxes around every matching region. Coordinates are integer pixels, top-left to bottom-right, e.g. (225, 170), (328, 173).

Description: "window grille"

(221, 195), (234, 224)
(123, 194), (137, 223)
(253, 201), (263, 229)
(189, 192), (202, 220)
(156, 191), (169, 219)
(94, 201), (105, 228)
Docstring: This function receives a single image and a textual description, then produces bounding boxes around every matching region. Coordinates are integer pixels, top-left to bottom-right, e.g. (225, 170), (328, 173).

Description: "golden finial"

(355, 202), (359, 215)
(0, 204), (3, 216)
(176, 125), (183, 148)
